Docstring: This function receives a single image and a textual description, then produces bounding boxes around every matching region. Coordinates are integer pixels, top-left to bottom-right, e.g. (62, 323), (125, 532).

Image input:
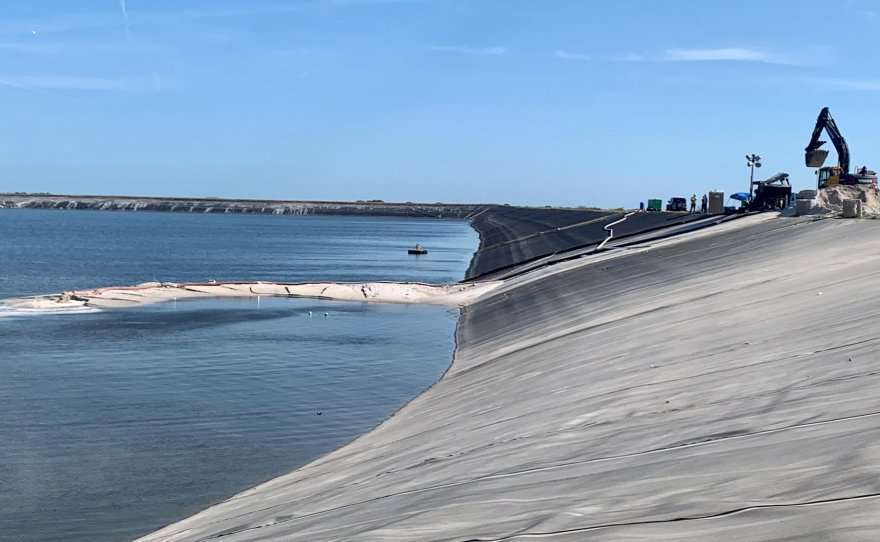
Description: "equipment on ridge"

(804, 107), (877, 188)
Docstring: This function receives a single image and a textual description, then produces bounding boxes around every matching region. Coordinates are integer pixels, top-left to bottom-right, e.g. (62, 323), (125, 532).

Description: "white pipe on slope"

(596, 211), (637, 251)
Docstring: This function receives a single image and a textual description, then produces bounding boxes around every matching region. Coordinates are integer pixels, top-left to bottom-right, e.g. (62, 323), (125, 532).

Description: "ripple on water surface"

(0, 298), (459, 542)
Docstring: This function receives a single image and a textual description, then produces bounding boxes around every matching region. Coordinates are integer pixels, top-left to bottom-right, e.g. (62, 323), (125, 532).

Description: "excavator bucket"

(806, 149), (829, 168)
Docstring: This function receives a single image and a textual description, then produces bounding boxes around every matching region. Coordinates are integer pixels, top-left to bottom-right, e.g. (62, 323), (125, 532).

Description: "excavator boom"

(804, 107), (851, 173)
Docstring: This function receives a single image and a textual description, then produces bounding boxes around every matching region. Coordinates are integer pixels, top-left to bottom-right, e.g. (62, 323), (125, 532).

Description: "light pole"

(746, 153), (762, 200)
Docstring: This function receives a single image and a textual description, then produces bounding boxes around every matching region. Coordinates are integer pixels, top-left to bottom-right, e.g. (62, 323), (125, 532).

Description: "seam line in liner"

(467, 492), (880, 540)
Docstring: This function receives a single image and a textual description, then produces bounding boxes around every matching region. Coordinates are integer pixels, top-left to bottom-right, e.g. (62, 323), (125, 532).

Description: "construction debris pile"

(815, 185), (880, 217)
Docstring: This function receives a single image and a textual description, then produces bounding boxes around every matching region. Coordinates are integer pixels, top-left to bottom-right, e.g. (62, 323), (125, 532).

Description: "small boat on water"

(408, 243), (428, 255)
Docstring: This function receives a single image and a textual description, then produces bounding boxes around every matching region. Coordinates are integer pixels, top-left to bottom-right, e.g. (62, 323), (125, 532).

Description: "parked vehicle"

(666, 197), (687, 212)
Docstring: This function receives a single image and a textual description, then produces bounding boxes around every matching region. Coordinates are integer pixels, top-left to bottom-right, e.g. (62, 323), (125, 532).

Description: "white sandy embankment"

(815, 184), (880, 216)
(1, 280), (502, 313)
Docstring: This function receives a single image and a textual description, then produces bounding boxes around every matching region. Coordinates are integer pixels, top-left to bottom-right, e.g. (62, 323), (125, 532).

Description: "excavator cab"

(817, 166), (841, 189)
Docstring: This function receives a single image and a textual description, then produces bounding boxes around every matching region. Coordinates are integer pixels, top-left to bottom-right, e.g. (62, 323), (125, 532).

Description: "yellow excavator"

(804, 107), (877, 188)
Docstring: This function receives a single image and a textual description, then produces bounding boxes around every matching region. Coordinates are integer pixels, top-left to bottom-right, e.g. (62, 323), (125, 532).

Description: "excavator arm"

(804, 107), (851, 173)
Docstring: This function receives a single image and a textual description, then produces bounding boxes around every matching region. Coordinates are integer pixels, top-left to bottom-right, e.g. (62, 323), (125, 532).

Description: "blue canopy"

(730, 192), (750, 202)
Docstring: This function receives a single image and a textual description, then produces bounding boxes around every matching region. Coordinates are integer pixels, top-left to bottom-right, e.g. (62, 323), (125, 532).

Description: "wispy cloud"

(663, 47), (771, 62)
(0, 39), (157, 57)
(609, 47), (798, 65)
(612, 53), (645, 62)
(808, 77), (880, 91)
(554, 49), (590, 61)
(0, 75), (130, 91)
(119, 0), (131, 37)
(430, 45), (507, 56)
(844, 0), (880, 19)
(0, 41), (58, 54)
(0, 2), (412, 38)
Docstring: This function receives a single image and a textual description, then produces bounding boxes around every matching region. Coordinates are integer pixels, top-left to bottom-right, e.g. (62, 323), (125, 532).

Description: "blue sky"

(1, 0), (879, 207)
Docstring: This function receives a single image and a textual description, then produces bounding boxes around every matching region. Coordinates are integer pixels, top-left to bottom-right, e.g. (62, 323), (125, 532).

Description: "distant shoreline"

(0, 193), (612, 219)
(0, 192), (499, 219)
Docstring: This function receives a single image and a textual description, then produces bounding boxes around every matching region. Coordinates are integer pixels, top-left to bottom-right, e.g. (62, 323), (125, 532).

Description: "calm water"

(0, 209), (475, 299)
(0, 209), (477, 542)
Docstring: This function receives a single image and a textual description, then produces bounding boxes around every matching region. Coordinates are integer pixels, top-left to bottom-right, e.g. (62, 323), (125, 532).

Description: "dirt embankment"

(815, 185), (880, 216)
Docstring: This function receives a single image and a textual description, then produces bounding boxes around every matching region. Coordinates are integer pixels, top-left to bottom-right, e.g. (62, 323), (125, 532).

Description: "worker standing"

(701, 194), (708, 214)
(690, 193), (697, 214)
